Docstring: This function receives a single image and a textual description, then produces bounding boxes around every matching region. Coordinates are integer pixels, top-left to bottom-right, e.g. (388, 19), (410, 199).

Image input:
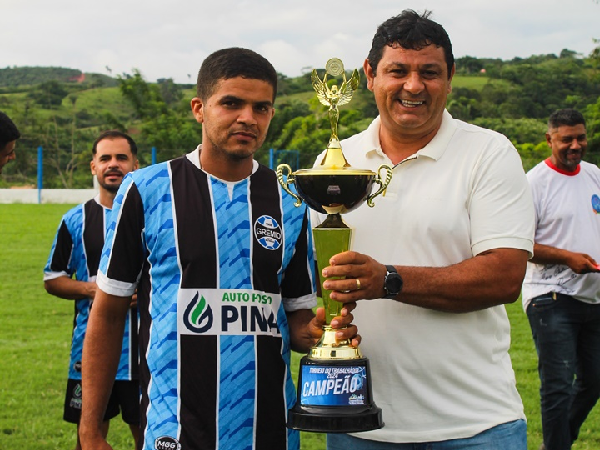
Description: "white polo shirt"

(522, 159), (600, 309)
(312, 111), (534, 443)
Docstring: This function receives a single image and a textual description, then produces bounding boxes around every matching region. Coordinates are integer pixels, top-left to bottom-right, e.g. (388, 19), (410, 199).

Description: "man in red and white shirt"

(523, 108), (600, 450)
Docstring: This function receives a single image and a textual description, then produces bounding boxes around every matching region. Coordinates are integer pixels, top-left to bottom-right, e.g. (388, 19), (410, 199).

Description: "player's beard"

(98, 171), (124, 193)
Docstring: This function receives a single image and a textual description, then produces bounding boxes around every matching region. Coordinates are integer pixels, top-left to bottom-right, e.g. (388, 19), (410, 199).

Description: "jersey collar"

(544, 157), (580, 176)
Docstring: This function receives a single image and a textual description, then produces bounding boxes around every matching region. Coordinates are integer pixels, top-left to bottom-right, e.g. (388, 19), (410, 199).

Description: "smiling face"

(547, 124), (587, 172)
(191, 76), (275, 180)
(90, 137), (138, 193)
(365, 44), (454, 144)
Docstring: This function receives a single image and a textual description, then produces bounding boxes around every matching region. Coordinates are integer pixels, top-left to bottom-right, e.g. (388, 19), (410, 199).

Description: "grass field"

(1, 204), (599, 450)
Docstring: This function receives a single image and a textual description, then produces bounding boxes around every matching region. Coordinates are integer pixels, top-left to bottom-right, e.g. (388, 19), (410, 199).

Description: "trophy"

(277, 58), (391, 433)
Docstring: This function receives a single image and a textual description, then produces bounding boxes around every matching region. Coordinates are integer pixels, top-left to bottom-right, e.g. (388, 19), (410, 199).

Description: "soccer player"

(79, 48), (359, 450)
(44, 130), (140, 450)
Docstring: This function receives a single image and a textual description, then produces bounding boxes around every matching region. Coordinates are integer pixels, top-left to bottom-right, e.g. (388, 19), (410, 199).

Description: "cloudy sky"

(2, 0), (599, 83)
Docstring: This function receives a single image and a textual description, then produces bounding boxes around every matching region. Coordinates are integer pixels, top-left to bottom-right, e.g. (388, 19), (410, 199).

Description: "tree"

(585, 96), (600, 155)
(28, 80), (69, 108)
(118, 70), (202, 162)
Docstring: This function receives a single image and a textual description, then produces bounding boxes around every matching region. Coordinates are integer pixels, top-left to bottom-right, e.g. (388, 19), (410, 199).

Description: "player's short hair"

(92, 130), (138, 156)
(196, 48), (278, 102)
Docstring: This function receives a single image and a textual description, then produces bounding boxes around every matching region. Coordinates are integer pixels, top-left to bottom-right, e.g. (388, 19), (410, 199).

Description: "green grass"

(1, 204), (599, 449)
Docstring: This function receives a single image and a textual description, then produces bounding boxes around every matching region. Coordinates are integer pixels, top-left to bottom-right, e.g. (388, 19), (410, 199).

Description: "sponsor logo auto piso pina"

(180, 289), (283, 336)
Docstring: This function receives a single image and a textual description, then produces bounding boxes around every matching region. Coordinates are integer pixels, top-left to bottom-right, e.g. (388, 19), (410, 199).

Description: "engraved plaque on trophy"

(276, 58), (390, 433)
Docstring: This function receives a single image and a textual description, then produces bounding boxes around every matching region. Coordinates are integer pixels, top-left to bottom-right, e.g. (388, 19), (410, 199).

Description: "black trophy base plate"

(287, 402), (383, 433)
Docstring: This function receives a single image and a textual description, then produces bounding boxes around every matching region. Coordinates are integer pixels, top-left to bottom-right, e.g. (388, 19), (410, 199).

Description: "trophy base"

(288, 356), (383, 433)
(288, 402), (383, 433)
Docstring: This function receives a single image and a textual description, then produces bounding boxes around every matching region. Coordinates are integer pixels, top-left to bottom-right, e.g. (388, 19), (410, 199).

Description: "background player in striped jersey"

(79, 47), (359, 450)
(44, 130), (140, 450)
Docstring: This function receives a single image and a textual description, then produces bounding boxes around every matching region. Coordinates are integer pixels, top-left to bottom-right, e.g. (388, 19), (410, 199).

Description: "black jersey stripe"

(83, 200), (105, 277)
(280, 209), (312, 298)
(249, 166), (288, 449)
(170, 156), (219, 449)
(179, 334), (219, 450)
(250, 165), (284, 294)
(255, 335), (287, 449)
(170, 156), (218, 290)
(137, 264), (152, 446)
(49, 220), (73, 273)
(106, 184), (146, 284)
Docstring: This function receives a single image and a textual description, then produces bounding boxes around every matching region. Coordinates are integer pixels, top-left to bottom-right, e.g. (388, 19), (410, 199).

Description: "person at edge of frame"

(0, 110), (20, 173)
(312, 9), (535, 450)
(522, 108), (600, 450)
(78, 47), (360, 450)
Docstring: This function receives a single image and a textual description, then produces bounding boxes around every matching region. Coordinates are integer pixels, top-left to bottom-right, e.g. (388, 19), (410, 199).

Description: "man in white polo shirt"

(522, 108), (600, 450)
(314, 9), (535, 450)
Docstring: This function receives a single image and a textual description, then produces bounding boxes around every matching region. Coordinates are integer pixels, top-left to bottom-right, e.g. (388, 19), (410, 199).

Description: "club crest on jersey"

(254, 214), (282, 250)
(592, 194), (600, 214)
(183, 292), (213, 333)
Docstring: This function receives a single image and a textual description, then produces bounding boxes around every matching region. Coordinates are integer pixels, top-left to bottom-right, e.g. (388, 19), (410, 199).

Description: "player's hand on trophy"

(322, 251), (387, 301)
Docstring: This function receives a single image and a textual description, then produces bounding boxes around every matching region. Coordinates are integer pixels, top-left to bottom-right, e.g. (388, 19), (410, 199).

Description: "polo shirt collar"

(367, 110), (457, 162)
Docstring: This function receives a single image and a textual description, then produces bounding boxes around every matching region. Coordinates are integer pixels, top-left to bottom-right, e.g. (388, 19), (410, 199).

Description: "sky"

(2, 0), (599, 84)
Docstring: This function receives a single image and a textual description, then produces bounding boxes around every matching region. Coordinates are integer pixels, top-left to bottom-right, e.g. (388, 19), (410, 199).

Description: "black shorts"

(63, 379), (140, 425)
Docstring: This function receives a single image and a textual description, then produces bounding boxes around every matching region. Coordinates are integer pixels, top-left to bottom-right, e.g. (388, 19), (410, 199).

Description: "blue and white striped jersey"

(44, 197), (138, 381)
(98, 149), (317, 450)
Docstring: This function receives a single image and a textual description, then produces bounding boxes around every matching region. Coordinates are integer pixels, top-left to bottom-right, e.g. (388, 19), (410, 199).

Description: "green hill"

(0, 66), (117, 90)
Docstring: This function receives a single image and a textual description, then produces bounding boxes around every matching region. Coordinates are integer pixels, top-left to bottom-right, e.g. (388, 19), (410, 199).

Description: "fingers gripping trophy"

(277, 58), (391, 433)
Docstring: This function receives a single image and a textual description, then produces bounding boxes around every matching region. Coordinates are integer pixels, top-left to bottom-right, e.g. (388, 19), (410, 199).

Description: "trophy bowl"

(293, 168), (378, 215)
(277, 163), (391, 217)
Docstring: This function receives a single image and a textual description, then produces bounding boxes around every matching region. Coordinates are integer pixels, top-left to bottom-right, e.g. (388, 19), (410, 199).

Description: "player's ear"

(191, 97), (204, 123)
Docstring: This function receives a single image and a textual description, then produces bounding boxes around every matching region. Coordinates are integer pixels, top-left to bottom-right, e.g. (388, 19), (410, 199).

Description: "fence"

(0, 148), (302, 204)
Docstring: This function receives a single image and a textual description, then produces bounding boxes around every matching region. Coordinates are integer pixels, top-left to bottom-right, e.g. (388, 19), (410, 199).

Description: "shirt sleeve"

(281, 208), (318, 312)
(97, 178), (146, 297)
(43, 218), (75, 281)
(469, 139), (535, 258)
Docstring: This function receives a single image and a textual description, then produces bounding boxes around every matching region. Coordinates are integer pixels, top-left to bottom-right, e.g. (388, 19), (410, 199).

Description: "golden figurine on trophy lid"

(277, 58), (390, 433)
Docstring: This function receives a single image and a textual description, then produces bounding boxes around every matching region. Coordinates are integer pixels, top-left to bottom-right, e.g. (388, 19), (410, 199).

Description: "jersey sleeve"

(97, 178), (147, 297)
(526, 168), (543, 231)
(469, 139), (535, 258)
(281, 208), (318, 312)
(43, 217), (75, 281)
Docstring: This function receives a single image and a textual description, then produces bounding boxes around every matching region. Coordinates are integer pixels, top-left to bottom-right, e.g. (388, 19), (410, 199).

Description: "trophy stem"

(313, 215), (351, 326)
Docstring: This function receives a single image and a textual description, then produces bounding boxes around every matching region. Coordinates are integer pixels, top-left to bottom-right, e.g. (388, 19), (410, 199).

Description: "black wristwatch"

(384, 265), (403, 299)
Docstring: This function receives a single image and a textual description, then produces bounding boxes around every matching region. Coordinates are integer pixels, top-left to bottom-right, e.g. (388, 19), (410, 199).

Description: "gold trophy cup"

(277, 58), (390, 432)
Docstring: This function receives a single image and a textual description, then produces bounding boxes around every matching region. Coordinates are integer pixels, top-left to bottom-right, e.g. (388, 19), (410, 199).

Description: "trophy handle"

(367, 164), (393, 207)
(276, 164), (303, 207)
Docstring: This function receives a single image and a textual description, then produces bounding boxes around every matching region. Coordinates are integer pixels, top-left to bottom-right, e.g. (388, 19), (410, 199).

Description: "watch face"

(386, 273), (403, 295)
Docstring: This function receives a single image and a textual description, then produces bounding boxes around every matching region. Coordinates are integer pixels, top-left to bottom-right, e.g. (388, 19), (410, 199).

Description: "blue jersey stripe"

(213, 179), (255, 450)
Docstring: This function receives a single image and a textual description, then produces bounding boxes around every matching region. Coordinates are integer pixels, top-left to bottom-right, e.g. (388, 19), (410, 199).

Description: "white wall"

(0, 189), (98, 204)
